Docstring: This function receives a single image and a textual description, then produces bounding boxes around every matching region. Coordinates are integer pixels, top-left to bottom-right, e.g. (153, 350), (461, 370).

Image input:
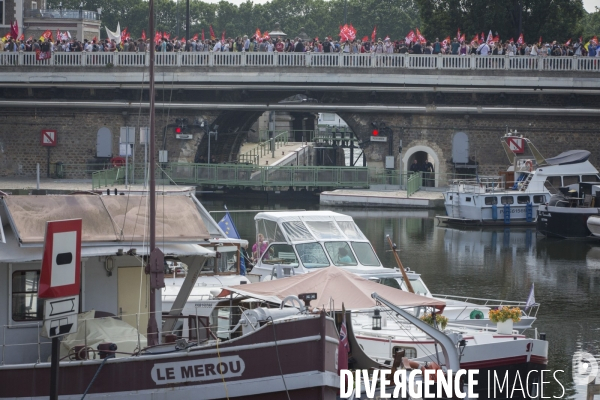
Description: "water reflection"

(201, 197), (600, 399)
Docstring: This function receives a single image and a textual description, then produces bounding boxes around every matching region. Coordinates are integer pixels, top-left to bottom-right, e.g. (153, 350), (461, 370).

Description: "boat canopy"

(545, 150), (591, 166)
(2, 195), (210, 245)
(219, 265), (445, 311)
(254, 211), (367, 243)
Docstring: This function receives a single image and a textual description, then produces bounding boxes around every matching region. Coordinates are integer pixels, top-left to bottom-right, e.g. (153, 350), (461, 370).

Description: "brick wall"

(0, 110), (217, 177)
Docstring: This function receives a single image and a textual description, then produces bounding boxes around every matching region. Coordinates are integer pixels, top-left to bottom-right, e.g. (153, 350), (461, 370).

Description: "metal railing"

(2, 52), (599, 72)
(238, 131), (290, 165)
(406, 172), (422, 197)
(24, 8), (100, 19)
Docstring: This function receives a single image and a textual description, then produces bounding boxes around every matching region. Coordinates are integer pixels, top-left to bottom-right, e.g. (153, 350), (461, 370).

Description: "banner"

(371, 26), (376, 43)
(209, 25), (216, 40)
(105, 23), (121, 44)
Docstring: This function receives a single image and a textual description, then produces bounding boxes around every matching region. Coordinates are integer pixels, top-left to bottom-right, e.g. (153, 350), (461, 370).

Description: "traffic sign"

(370, 136), (388, 142)
(41, 129), (57, 147)
(43, 297), (78, 338)
(38, 219), (82, 299)
(506, 137), (524, 154)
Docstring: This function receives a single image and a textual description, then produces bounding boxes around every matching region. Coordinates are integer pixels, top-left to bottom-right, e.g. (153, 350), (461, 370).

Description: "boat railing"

(432, 294), (540, 318)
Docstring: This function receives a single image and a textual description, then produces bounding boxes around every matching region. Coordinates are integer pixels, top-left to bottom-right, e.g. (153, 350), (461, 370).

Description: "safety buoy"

(470, 309), (484, 320)
(525, 159), (533, 172)
(111, 157), (126, 168)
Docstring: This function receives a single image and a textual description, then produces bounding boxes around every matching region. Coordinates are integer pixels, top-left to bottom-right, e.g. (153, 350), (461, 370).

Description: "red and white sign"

(506, 137), (524, 154)
(41, 129), (57, 147)
(38, 219), (82, 299)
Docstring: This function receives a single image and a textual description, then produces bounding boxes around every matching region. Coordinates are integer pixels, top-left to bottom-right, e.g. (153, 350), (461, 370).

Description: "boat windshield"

(260, 244), (299, 267)
(295, 242), (330, 268)
(400, 278), (430, 296)
(324, 241), (358, 266)
(304, 220), (345, 239)
(351, 242), (380, 266)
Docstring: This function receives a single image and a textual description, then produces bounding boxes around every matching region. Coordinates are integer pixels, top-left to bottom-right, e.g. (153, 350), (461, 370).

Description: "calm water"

(204, 198), (600, 399)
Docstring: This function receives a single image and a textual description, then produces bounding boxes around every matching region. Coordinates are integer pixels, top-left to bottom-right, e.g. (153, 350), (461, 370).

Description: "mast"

(147, 0), (159, 346)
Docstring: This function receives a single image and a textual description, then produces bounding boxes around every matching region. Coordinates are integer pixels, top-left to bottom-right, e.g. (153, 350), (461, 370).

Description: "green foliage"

(52, 0), (419, 42)
(416, 0), (586, 43)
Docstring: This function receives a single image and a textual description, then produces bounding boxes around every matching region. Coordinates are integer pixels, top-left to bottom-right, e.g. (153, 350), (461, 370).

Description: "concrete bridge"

(1, 52), (600, 181)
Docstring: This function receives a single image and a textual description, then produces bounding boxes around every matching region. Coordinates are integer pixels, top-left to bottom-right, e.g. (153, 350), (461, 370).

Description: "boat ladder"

(520, 174), (533, 191)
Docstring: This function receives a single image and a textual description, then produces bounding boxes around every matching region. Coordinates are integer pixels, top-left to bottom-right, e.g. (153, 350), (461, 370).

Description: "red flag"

(142, 30), (146, 41)
(154, 31), (161, 44)
(221, 31), (225, 41)
(41, 29), (52, 41)
(362, 36), (368, 42)
(371, 26), (376, 43)
(471, 35), (479, 45)
(538, 36), (542, 44)
(209, 25), (216, 40)
(92, 35), (97, 43)
(517, 33), (524, 45)
(565, 38), (571, 46)
(2, 33), (11, 43)
(405, 30), (415, 44)
(18, 34), (24, 41)
(254, 28), (261, 40)
(56, 29), (61, 41)
(456, 28), (461, 41)
(262, 31), (270, 40)
(579, 36), (583, 43)
(201, 29), (205, 41)
(339, 24), (356, 42)
(480, 32), (485, 42)
(192, 33), (198, 41)
(592, 36), (599, 45)
(27, 36), (33, 42)
(492, 35), (500, 44)
(181, 37), (186, 43)
(10, 20), (19, 39)
(460, 33), (465, 42)
(442, 36), (451, 48)
(416, 28), (426, 43)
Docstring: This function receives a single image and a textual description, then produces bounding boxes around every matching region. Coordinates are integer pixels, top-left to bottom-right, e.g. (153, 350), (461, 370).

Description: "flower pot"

(496, 319), (513, 334)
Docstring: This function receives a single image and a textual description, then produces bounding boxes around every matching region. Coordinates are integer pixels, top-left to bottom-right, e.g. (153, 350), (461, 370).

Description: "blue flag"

(218, 212), (240, 239)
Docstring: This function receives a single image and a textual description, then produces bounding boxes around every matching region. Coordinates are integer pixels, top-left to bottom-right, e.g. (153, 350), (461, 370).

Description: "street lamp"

(59, 2), (63, 17)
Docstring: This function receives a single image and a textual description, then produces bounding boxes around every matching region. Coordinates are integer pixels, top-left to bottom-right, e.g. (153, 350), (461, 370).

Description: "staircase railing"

(238, 131), (289, 165)
(406, 172), (422, 197)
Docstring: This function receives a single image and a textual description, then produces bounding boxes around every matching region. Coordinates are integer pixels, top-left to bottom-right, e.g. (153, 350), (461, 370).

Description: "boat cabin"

(0, 194), (246, 366)
(251, 211), (386, 280)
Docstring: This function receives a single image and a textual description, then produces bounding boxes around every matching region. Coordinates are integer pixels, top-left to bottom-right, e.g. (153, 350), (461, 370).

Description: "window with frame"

(517, 195), (531, 204)
(582, 175), (600, 183)
(501, 196), (514, 205)
(533, 195), (546, 204)
(563, 175), (580, 186)
(485, 197), (498, 205)
(0, 1), (4, 25)
(12, 270), (43, 321)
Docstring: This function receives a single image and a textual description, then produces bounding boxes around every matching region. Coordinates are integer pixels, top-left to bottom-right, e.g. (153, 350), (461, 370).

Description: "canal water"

(203, 198), (600, 399)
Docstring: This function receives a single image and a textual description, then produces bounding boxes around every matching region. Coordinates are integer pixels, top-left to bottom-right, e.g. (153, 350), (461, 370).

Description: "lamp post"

(59, 2), (63, 17)
(79, 2), (83, 19)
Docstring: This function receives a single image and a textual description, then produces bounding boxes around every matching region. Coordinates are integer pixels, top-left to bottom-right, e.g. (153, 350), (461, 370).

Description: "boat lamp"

(372, 309), (382, 330)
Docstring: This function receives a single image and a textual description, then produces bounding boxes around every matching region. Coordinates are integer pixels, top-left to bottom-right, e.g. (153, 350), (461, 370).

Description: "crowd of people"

(3, 33), (600, 58)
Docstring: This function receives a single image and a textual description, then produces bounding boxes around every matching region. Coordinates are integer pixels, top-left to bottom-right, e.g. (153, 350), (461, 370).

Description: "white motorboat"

(438, 134), (600, 226)
(247, 210), (538, 330)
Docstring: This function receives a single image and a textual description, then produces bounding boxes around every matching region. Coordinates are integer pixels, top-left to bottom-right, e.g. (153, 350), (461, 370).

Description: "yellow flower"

(419, 313), (449, 330)
(488, 306), (522, 323)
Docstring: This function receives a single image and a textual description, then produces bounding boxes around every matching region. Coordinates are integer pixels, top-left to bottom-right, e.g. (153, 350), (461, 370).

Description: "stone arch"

(403, 145), (441, 187)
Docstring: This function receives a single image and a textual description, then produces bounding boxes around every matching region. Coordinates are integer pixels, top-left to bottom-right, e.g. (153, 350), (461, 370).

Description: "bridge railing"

(3, 52), (599, 72)
(406, 172), (422, 196)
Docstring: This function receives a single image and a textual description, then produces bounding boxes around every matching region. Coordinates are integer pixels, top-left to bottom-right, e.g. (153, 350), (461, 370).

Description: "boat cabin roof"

(254, 211), (367, 243)
(545, 150), (590, 166)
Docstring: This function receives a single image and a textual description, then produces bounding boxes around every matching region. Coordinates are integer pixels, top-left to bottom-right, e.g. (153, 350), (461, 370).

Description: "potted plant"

(419, 313), (449, 330)
(488, 306), (522, 334)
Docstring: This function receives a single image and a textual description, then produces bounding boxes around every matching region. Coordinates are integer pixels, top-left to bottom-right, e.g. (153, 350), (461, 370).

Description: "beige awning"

(3, 195), (210, 244)
(220, 266), (445, 311)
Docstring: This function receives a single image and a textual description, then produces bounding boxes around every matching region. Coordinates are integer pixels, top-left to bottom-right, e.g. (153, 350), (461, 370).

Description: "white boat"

(438, 134), (600, 226)
(248, 210), (538, 330)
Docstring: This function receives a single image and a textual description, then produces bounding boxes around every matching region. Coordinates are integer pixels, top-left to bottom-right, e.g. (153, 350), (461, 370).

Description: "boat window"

(379, 278), (401, 290)
(449, 195), (453, 201)
(260, 244), (298, 267)
(484, 197), (498, 205)
(12, 270), (43, 321)
(582, 175), (600, 182)
(563, 176), (580, 186)
(216, 250), (239, 274)
(533, 195), (546, 204)
(324, 242), (358, 266)
(351, 242), (381, 266)
(501, 196), (514, 205)
(336, 221), (367, 240)
(282, 221), (313, 241)
(304, 220), (345, 240)
(517, 195), (531, 204)
(466, 197), (472, 202)
(393, 346), (417, 359)
(295, 242), (330, 268)
(399, 278), (429, 296)
(255, 219), (286, 244)
(544, 176), (561, 193)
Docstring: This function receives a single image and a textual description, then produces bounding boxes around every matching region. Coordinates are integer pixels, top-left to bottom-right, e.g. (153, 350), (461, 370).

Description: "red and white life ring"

(525, 160), (533, 172)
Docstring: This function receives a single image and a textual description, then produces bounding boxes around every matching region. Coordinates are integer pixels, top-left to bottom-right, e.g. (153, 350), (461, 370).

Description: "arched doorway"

(403, 145), (440, 188)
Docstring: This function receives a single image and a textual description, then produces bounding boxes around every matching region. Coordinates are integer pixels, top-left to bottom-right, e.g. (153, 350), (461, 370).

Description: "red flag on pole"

(221, 31), (225, 41)
(486, 30), (493, 43)
(592, 36), (599, 45)
(262, 31), (270, 40)
(142, 30), (146, 41)
(517, 33), (524, 44)
(209, 25), (216, 40)
(538, 36), (542, 44)
(10, 20), (19, 39)
(254, 28), (261, 40)
(471, 34), (479, 45)
(18, 34), (24, 41)
(405, 30), (415, 44)
(416, 28), (426, 43)
(480, 32), (485, 42)
(457, 28), (461, 41)
(565, 38), (571, 46)
(460, 33), (465, 42)
(92, 35), (97, 42)
(361, 36), (368, 42)
(201, 29), (205, 42)
(371, 26), (376, 43)
(192, 33), (198, 41)
(56, 29), (61, 41)
(442, 36), (451, 49)
(154, 31), (161, 44)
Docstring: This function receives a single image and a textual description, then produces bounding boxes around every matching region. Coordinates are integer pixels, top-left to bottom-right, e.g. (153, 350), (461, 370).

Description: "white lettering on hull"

(151, 355), (245, 384)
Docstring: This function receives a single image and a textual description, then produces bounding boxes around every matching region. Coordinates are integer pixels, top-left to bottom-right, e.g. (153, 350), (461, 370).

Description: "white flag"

(105, 22), (121, 44)
(525, 283), (536, 310)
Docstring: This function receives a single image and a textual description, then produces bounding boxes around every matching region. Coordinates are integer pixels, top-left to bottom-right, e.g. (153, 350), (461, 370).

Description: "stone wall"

(0, 110), (217, 178)
(340, 113), (600, 177)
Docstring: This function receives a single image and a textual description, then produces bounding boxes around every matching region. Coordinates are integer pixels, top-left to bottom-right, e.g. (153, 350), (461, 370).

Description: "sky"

(197, 0), (600, 12)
